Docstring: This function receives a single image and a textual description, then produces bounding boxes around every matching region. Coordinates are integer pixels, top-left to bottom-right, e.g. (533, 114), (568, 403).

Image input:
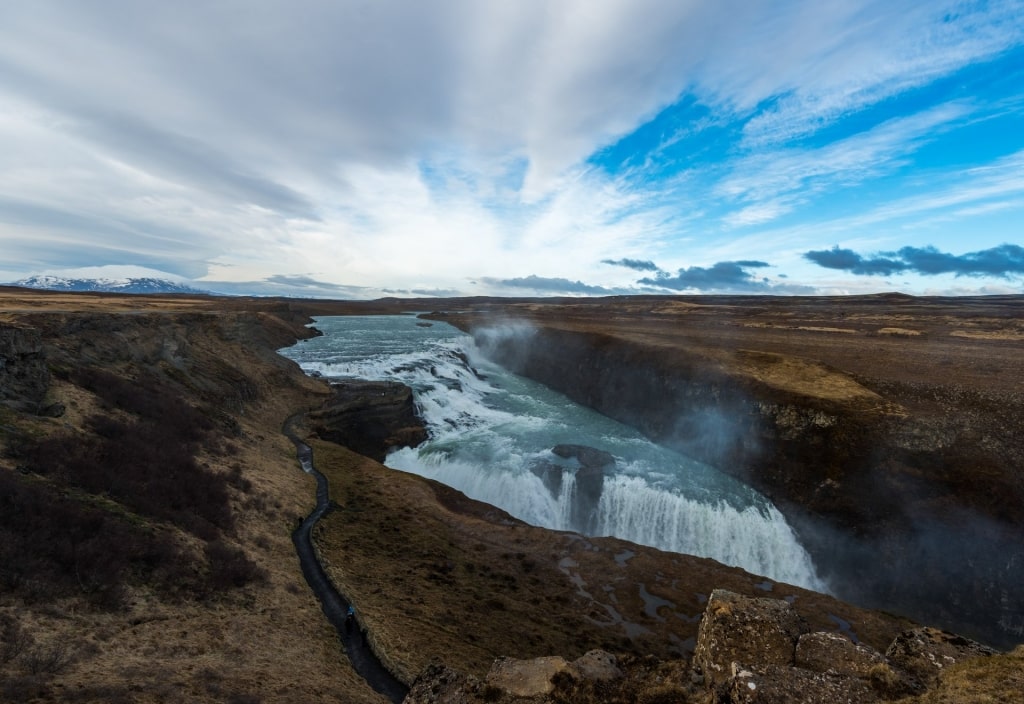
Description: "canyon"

(1, 287), (1021, 702)
(425, 294), (1024, 648)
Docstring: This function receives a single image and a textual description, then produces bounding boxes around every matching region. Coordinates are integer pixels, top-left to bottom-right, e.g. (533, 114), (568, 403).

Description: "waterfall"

(281, 315), (826, 592)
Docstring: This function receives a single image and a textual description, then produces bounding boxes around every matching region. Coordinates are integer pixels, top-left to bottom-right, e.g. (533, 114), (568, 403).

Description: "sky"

(1, 1), (1023, 298)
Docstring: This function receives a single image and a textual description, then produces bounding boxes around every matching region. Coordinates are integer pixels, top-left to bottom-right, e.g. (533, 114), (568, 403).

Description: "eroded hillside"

(0, 295), (385, 703)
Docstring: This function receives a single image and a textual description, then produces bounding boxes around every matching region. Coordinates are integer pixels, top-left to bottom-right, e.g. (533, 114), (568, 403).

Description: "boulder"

(552, 443), (615, 470)
(884, 626), (996, 692)
(308, 380), (427, 462)
(528, 444), (614, 533)
(570, 649), (623, 682)
(693, 589), (806, 686)
(484, 655), (571, 697)
(556, 444), (613, 532)
(795, 631), (887, 677)
(723, 663), (878, 704)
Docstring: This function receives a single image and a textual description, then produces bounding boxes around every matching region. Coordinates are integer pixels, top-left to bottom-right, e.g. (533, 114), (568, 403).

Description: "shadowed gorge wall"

(0, 324), (49, 413)
(452, 320), (1023, 648)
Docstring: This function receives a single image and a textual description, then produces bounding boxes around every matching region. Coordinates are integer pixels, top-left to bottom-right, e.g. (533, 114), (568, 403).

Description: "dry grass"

(878, 327), (922, 336)
(731, 349), (886, 404)
(1, 398), (381, 703)
(896, 645), (1024, 703)
(949, 329), (1024, 341)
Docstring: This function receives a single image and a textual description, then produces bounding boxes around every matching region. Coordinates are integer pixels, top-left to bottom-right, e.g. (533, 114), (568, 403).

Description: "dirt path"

(284, 414), (409, 703)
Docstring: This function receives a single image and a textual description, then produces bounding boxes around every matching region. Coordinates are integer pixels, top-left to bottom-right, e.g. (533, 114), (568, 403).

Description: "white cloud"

(735, 0), (1024, 147)
(0, 1), (1021, 294)
(715, 102), (973, 225)
(197, 159), (679, 293)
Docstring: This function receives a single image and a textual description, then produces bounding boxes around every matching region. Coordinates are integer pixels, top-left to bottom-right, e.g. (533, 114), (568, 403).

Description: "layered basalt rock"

(469, 326), (905, 529)
(0, 323), (49, 413)
(307, 380), (427, 462)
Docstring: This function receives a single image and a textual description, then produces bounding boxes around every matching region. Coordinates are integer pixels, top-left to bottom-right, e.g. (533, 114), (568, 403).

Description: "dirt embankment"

(425, 294), (1024, 648)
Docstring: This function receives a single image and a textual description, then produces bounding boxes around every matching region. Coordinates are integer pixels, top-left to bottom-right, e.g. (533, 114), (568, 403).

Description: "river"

(280, 314), (825, 591)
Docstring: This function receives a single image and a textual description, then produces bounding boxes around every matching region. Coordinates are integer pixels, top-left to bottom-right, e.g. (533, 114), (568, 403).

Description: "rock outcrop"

(485, 655), (572, 697)
(693, 589), (807, 687)
(692, 590), (999, 702)
(403, 589), (1008, 704)
(308, 380), (427, 462)
(884, 626), (997, 693)
(0, 323), (49, 413)
(529, 444), (612, 532)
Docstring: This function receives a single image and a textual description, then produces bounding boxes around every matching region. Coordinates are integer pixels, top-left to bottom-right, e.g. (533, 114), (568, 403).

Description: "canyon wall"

(450, 321), (1023, 649)
(0, 323), (50, 413)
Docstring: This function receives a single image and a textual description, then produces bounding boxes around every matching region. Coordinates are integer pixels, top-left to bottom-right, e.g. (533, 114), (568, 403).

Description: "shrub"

(70, 368), (214, 441)
(21, 413), (234, 538)
(3, 362), (261, 608)
(0, 614), (34, 663)
(204, 540), (266, 591)
(1, 675), (51, 702)
(20, 642), (73, 676)
(0, 471), (201, 608)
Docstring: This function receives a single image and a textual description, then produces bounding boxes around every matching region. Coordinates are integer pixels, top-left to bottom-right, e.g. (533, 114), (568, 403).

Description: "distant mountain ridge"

(11, 275), (207, 295)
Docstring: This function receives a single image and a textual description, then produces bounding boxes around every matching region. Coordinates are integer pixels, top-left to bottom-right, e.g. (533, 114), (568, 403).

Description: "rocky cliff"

(0, 323), (50, 413)
(427, 308), (1023, 648)
(308, 380), (428, 462)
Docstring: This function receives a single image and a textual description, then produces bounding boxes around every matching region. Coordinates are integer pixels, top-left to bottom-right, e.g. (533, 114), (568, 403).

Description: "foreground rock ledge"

(404, 589), (1007, 704)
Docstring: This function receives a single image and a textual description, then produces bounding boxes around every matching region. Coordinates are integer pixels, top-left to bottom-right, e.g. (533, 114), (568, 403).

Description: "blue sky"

(0, 0), (1022, 297)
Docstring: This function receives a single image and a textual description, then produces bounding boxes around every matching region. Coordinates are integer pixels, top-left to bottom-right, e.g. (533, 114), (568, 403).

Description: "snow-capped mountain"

(11, 275), (207, 295)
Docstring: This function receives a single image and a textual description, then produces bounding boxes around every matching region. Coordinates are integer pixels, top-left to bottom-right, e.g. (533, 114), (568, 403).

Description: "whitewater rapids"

(281, 315), (826, 591)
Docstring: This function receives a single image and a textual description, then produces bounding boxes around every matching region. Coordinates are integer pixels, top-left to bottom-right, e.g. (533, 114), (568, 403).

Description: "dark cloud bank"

(641, 260), (772, 291)
(605, 256), (803, 293)
(508, 258), (818, 295)
(601, 258), (661, 272)
(473, 244), (1024, 299)
(805, 244), (1024, 278)
(485, 275), (618, 295)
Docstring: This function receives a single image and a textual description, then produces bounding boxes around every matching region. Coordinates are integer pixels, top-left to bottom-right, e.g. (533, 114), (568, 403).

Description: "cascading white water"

(281, 315), (826, 591)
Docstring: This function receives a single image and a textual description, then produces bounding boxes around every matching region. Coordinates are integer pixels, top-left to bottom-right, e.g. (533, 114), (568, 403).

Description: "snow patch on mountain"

(10, 275), (208, 295)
